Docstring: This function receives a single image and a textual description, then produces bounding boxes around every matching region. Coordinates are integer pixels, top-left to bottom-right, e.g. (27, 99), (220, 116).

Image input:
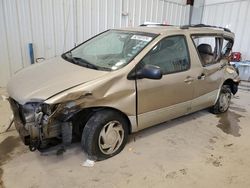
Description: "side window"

(222, 38), (233, 58)
(141, 36), (190, 74)
(192, 36), (222, 66)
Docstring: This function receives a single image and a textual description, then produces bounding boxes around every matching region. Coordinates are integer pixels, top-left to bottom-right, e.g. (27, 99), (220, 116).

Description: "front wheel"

(81, 109), (129, 160)
(210, 85), (232, 114)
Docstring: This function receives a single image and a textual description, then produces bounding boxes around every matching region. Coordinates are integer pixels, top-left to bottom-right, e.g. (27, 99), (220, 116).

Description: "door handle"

(198, 73), (206, 80)
(184, 76), (195, 83)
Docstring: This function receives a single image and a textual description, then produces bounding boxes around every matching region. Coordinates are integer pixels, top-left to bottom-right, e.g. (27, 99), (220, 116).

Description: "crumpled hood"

(7, 57), (108, 104)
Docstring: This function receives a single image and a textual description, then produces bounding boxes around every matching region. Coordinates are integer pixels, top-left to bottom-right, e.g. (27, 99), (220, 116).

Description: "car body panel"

(7, 57), (109, 105)
(136, 33), (197, 128)
(186, 34), (224, 111)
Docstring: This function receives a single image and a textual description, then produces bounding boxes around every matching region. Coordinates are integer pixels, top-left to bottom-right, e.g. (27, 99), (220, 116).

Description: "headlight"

(22, 103), (41, 123)
(21, 103), (55, 126)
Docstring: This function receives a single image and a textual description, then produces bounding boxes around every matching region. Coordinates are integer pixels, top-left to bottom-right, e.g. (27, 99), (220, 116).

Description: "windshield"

(62, 30), (157, 71)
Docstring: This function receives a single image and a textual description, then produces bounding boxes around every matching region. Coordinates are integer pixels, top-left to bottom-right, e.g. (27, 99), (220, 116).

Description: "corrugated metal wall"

(201, 0), (250, 60)
(0, 0), (190, 87)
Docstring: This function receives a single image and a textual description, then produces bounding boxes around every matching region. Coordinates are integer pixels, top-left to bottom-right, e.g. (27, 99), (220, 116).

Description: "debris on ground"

(224, 143), (233, 147)
(1, 95), (8, 101)
(82, 159), (95, 167)
(128, 147), (134, 152)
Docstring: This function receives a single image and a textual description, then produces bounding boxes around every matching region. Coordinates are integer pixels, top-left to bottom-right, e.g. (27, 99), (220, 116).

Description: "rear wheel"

(81, 109), (128, 160)
(210, 85), (232, 114)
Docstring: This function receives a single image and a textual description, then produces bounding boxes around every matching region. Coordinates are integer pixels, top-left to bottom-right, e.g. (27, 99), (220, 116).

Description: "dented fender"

(45, 71), (137, 126)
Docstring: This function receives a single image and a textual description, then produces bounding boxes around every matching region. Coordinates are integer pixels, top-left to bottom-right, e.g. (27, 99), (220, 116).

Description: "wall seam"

(2, 0), (12, 77)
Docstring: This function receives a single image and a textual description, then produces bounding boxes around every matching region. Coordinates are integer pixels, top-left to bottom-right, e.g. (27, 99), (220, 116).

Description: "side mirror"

(136, 64), (163, 80)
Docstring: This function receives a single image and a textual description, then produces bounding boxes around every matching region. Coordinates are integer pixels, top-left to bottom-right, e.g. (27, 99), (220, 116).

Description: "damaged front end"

(8, 98), (73, 152)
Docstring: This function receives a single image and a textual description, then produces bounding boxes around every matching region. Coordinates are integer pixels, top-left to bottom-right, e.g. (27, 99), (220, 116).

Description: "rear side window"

(192, 36), (222, 66)
(141, 35), (190, 74)
(222, 38), (233, 58)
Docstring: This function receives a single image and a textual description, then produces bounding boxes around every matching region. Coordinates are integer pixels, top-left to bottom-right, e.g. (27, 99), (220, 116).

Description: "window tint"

(192, 36), (222, 66)
(141, 36), (190, 74)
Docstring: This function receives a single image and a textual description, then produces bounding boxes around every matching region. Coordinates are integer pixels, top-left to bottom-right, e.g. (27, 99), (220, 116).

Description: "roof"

(119, 24), (235, 39)
(119, 25), (180, 34)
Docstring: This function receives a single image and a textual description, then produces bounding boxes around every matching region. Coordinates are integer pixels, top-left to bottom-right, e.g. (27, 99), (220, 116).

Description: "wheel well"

(223, 79), (238, 95)
(71, 107), (132, 138)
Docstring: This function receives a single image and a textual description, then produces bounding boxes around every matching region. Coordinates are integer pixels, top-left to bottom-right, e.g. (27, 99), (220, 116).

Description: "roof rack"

(140, 23), (172, 27)
(180, 24), (231, 33)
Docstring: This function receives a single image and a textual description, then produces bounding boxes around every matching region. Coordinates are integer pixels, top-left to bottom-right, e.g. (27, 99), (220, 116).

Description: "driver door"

(136, 35), (196, 130)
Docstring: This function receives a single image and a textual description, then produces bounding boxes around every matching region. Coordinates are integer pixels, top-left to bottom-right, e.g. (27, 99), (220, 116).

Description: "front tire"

(210, 85), (232, 114)
(81, 109), (129, 161)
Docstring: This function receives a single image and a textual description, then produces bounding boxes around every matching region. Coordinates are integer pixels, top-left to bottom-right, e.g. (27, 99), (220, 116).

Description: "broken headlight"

(22, 103), (56, 122)
(22, 103), (41, 123)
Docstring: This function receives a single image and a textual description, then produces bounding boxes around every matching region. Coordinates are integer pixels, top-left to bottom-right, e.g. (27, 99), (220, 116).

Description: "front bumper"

(9, 98), (30, 145)
(8, 98), (63, 150)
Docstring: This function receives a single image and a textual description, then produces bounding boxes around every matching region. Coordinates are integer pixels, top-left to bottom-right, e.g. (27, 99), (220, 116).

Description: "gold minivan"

(7, 24), (240, 160)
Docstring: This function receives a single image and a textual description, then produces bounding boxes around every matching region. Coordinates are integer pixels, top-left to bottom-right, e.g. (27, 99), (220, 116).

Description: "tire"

(210, 85), (232, 114)
(81, 109), (129, 161)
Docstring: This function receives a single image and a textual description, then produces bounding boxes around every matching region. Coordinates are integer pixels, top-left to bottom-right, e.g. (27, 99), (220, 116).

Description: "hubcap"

(98, 121), (124, 155)
(219, 92), (231, 112)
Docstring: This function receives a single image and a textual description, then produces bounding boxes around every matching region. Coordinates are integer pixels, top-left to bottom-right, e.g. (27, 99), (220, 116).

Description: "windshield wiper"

(71, 57), (99, 70)
(64, 52), (111, 71)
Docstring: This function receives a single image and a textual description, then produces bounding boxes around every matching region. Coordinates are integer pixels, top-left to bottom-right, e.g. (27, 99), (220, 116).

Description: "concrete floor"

(1, 88), (250, 188)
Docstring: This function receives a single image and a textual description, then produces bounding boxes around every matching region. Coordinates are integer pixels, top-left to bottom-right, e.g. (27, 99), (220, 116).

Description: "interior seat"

(197, 44), (214, 66)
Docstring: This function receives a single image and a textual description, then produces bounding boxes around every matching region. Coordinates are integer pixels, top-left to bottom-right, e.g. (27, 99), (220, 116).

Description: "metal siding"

(29, 0), (45, 59)
(42, 0), (56, 58)
(63, 0), (74, 51)
(0, 0), (190, 87)
(3, 0), (24, 75)
(0, 0), (11, 86)
(16, 0), (32, 67)
(53, 0), (65, 55)
(202, 0), (250, 60)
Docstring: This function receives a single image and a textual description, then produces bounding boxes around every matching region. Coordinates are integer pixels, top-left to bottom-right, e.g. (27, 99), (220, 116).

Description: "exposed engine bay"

(8, 98), (72, 152)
